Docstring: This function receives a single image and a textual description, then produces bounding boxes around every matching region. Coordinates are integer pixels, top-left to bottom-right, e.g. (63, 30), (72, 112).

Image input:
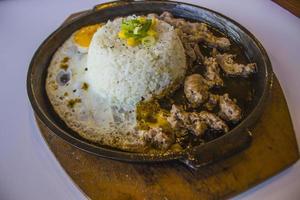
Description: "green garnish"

(118, 17), (157, 46)
(141, 36), (156, 46)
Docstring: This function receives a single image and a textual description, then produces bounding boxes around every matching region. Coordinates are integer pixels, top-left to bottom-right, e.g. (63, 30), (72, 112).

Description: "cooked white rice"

(87, 16), (187, 111)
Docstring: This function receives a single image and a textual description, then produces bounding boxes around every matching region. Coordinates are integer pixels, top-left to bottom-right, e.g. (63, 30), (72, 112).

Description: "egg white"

(45, 33), (145, 151)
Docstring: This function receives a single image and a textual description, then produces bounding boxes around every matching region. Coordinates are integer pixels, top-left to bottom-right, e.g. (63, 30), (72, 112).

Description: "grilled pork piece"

(167, 105), (228, 136)
(184, 74), (209, 108)
(198, 111), (229, 132)
(218, 93), (242, 122)
(159, 11), (230, 69)
(139, 127), (175, 150)
(203, 57), (224, 87)
(204, 94), (220, 111)
(160, 11), (231, 50)
(167, 105), (207, 136)
(216, 53), (256, 76)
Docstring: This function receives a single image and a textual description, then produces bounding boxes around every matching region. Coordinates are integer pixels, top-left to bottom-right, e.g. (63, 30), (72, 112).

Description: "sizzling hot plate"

(27, 0), (273, 169)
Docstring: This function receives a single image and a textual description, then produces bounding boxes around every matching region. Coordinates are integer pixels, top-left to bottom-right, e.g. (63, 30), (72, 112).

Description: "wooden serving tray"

(273, 0), (300, 17)
(36, 76), (299, 200)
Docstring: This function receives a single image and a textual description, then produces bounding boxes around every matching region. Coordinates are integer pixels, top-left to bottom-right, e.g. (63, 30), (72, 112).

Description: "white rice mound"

(86, 16), (187, 111)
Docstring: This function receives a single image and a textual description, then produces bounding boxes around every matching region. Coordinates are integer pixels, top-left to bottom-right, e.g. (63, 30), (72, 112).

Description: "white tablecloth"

(1, 0), (299, 199)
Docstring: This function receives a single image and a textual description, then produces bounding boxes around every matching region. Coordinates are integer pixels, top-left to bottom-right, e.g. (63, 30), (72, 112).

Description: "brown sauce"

(156, 25), (256, 149)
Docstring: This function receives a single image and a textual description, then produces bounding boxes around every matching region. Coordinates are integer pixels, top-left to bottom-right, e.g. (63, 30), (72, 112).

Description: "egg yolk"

(74, 24), (102, 47)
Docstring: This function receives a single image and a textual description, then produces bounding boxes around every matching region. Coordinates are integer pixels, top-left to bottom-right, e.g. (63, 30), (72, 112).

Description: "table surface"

(273, 0), (300, 17)
(0, 0), (299, 200)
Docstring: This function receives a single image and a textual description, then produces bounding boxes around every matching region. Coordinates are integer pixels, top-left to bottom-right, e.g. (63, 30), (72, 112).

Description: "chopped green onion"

(142, 36), (155, 46)
(119, 17), (157, 47)
(133, 26), (142, 35)
(139, 19), (152, 33)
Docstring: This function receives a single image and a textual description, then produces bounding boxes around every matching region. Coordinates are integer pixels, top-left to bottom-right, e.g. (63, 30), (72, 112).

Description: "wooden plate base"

(36, 76), (299, 200)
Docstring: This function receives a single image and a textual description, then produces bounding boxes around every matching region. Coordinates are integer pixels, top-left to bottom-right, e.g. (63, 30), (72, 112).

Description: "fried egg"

(46, 24), (146, 151)
(73, 24), (102, 53)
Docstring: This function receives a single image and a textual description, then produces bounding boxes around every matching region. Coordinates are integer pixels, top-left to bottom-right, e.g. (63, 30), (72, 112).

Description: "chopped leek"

(118, 17), (157, 47)
(141, 36), (155, 47)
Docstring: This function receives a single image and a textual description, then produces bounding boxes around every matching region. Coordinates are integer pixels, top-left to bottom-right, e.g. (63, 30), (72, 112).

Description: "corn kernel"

(147, 29), (157, 37)
(138, 16), (146, 23)
(118, 31), (127, 39)
(127, 37), (138, 46)
(151, 18), (157, 27)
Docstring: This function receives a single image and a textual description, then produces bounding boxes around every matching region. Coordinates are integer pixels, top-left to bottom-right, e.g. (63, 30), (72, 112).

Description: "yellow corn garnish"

(127, 37), (138, 46)
(118, 30), (126, 39)
(138, 16), (147, 23)
(118, 17), (158, 47)
(147, 29), (157, 37)
(151, 18), (157, 27)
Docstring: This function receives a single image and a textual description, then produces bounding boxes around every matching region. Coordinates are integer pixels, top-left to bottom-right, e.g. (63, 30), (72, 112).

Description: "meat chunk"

(159, 12), (230, 50)
(203, 57), (223, 87)
(177, 30), (204, 68)
(139, 127), (175, 150)
(167, 105), (228, 137)
(160, 11), (230, 69)
(167, 105), (190, 136)
(216, 53), (256, 76)
(167, 105), (207, 136)
(183, 42), (198, 65)
(158, 12), (200, 33)
(159, 11), (174, 21)
(184, 74), (209, 108)
(147, 13), (159, 19)
(193, 43), (205, 62)
(210, 37), (231, 49)
(196, 31), (231, 49)
(198, 111), (229, 132)
(218, 94), (242, 122)
(204, 94), (220, 111)
(210, 47), (219, 57)
(188, 113), (208, 136)
(167, 104), (189, 131)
